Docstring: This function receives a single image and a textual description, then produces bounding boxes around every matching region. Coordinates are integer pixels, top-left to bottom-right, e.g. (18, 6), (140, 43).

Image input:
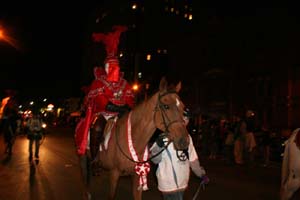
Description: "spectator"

(27, 112), (44, 160)
(224, 126), (235, 164)
(150, 110), (209, 200)
(261, 126), (272, 167)
(233, 116), (247, 165)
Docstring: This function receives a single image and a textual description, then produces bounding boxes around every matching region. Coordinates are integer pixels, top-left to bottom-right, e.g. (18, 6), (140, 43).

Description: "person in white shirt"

(150, 109), (209, 200)
(27, 112), (44, 160)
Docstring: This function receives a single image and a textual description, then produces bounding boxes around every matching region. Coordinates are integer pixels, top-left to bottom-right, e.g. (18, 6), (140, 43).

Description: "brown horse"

(83, 77), (190, 199)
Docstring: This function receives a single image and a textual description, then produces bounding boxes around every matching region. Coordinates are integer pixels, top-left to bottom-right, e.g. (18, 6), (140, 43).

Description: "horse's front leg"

(109, 169), (120, 200)
(79, 154), (92, 200)
(131, 174), (142, 200)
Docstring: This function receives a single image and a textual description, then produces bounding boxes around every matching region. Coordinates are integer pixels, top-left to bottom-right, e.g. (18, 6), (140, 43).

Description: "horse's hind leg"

(108, 170), (120, 200)
(131, 174), (142, 200)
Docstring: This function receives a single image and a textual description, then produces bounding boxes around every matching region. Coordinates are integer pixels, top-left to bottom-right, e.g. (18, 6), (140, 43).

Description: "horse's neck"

(130, 93), (158, 152)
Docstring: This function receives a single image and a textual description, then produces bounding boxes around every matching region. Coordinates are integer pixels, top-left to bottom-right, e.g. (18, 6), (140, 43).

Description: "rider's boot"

(90, 115), (106, 176)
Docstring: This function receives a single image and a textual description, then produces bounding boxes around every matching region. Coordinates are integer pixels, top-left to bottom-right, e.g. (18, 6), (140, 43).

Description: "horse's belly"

(97, 150), (135, 175)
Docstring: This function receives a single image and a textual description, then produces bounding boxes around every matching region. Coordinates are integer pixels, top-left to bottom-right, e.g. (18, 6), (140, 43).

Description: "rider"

(75, 25), (135, 161)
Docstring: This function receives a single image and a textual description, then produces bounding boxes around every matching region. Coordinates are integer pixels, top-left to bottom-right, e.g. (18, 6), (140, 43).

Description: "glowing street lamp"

(132, 83), (139, 91)
(0, 25), (20, 50)
(0, 27), (8, 41)
(0, 29), (4, 39)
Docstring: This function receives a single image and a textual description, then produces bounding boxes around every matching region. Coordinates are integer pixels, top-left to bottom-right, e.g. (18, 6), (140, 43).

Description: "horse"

(82, 77), (190, 200)
(280, 128), (300, 200)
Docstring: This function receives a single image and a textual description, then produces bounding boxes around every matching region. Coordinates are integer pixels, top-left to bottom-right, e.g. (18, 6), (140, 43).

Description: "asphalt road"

(0, 126), (298, 200)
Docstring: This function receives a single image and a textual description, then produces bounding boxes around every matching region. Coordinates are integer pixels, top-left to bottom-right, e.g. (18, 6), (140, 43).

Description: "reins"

(116, 125), (171, 164)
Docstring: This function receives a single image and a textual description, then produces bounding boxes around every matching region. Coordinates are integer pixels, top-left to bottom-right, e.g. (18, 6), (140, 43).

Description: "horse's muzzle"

(174, 136), (189, 150)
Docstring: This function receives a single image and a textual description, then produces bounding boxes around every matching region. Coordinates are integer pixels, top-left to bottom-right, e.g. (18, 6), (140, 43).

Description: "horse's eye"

(163, 105), (169, 109)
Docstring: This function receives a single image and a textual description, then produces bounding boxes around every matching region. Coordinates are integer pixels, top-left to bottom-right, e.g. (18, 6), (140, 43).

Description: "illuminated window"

(132, 3), (137, 10)
(188, 14), (193, 20)
(170, 7), (174, 12)
(146, 54), (151, 61)
(145, 83), (150, 90)
(138, 72), (142, 78)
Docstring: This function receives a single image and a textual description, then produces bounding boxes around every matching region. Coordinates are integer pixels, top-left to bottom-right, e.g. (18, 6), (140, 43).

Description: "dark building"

(80, 2), (300, 130)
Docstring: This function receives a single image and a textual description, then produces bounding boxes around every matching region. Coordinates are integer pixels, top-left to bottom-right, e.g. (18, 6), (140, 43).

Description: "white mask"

(105, 62), (109, 74)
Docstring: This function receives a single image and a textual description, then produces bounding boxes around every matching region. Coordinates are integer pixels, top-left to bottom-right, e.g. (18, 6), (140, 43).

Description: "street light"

(0, 26), (7, 41)
(0, 25), (19, 50)
(132, 83), (139, 91)
(0, 29), (4, 39)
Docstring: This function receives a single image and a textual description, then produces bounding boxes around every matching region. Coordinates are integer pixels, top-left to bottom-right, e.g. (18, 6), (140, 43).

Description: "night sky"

(1, 3), (300, 101)
(0, 4), (98, 99)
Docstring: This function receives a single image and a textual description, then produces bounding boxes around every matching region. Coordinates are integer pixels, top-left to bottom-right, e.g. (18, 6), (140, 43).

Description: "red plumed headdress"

(92, 25), (128, 82)
(92, 25), (128, 58)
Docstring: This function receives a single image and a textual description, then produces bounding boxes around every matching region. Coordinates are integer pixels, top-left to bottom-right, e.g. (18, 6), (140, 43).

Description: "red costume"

(75, 25), (135, 156)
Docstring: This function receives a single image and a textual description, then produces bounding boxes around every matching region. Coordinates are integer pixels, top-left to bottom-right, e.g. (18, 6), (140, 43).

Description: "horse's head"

(154, 77), (190, 151)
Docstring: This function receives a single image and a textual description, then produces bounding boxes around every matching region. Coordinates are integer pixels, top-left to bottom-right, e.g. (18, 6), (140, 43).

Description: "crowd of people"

(190, 112), (280, 167)
(0, 91), (46, 161)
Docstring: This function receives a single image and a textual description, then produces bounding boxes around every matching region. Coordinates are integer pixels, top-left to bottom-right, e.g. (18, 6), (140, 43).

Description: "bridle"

(154, 90), (183, 135)
(116, 90), (188, 163)
(154, 90), (189, 161)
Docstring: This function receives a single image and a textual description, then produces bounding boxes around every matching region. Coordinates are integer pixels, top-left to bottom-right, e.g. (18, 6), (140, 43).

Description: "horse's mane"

(129, 92), (158, 124)
(129, 86), (179, 129)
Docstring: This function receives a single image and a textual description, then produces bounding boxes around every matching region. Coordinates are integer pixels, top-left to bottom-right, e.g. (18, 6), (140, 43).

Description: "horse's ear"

(159, 77), (168, 91)
(175, 81), (182, 93)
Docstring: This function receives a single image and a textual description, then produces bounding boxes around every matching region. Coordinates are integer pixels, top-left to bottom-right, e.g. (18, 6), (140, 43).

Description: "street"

(0, 126), (298, 200)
